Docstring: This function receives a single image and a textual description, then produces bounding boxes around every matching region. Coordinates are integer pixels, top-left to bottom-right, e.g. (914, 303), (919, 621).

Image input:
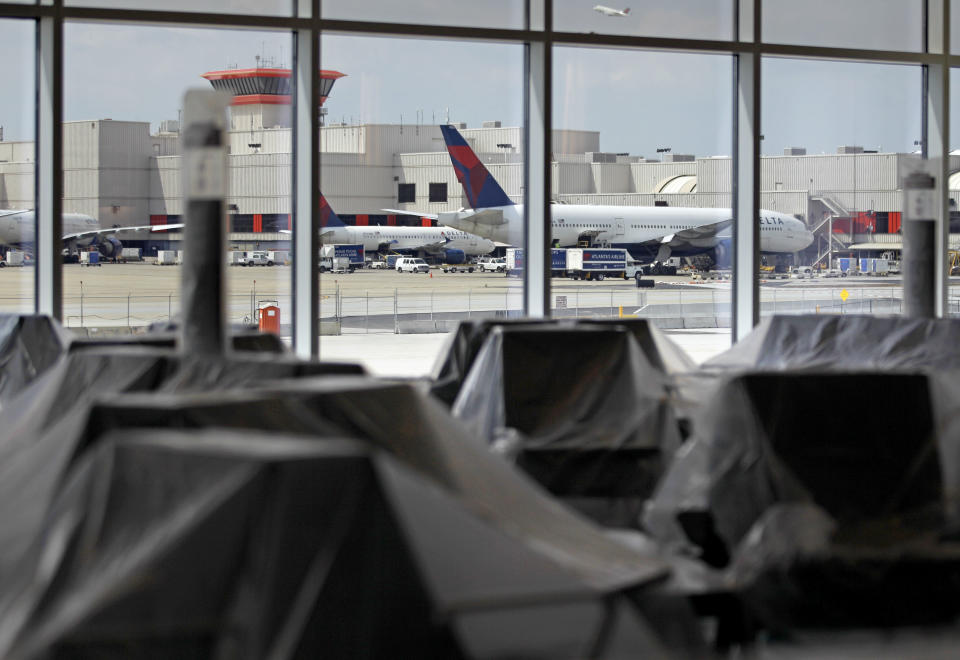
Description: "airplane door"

(614, 218), (625, 237)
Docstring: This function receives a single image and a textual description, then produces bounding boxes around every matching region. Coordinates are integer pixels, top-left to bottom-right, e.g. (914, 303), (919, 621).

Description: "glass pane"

(322, 0), (524, 30)
(554, 47), (733, 359)
(554, 0), (733, 41)
(763, 0), (922, 52)
(761, 58), (921, 320)
(66, 0), (292, 17)
(64, 23), (292, 338)
(0, 20), (35, 315)
(317, 35), (524, 375)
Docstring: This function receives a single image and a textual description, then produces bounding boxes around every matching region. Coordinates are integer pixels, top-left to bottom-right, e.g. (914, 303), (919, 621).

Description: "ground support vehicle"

(442, 263), (475, 273)
(319, 244), (364, 273)
(242, 251), (275, 267)
(506, 247), (635, 281)
(395, 257), (430, 273)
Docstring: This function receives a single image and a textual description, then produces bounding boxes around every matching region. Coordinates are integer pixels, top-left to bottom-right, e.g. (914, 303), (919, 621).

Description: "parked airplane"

(431, 124), (814, 265)
(594, 5), (631, 17)
(0, 209), (183, 259)
(312, 193), (495, 264)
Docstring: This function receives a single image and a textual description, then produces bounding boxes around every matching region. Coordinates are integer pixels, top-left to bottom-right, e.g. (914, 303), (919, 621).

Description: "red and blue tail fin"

(319, 193), (346, 228)
(440, 125), (515, 209)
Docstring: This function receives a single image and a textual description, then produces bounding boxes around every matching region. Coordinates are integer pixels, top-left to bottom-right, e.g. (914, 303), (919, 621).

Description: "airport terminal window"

(553, 46), (732, 328)
(763, 0), (923, 52)
(320, 33), (524, 368)
(760, 57), (919, 316)
(554, 0), (734, 41)
(429, 183), (447, 203)
(397, 183), (416, 204)
(0, 20), (34, 314)
(65, 0), (293, 17)
(321, 0), (524, 30)
(63, 22), (292, 332)
(3, 0), (957, 353)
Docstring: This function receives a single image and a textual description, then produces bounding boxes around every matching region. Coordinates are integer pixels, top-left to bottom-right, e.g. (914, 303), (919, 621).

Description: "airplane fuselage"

(440, 204), (814, 258)
(320, 225), (495, 256)
(0, 210), (99, 247)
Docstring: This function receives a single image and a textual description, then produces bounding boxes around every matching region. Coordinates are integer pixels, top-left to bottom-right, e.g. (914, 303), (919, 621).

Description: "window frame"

(7, 0), (953, 355)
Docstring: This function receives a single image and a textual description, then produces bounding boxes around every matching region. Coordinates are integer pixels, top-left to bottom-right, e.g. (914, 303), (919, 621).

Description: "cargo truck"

(319, 244), (364, 273)
(506, 247), (642, 281)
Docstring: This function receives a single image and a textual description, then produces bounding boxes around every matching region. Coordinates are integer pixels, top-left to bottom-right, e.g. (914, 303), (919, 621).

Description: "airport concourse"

(5, 1), (960, 658)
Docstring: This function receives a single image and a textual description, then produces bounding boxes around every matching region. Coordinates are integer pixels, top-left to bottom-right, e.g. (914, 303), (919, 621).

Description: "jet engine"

(443, 248), (466, 264)
(94, 236), (123, 259)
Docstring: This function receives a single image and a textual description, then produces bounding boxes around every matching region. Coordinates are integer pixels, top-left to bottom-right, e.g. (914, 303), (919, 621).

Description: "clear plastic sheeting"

(431, 318), (695, 407)
(70, 328), (289, 354)
(0, 349), (362, 585)
(645, 371), (960, 630)
(451, 325), (683, 528)
(0, 315), (71, 410)
(43, 378), (669, 594)
(0, 421), (677, 657)
(705, 315), (960, 373)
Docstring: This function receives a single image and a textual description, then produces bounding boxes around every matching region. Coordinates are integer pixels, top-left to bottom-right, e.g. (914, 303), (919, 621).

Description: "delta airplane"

(594, 5), (631, 17)
(430, 125), (814, 265)
(0, 209), (183, 259)
(312, 193), (495, 264)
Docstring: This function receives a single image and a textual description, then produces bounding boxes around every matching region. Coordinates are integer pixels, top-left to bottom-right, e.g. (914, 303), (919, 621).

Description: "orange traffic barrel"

(258, 302), (281, 335)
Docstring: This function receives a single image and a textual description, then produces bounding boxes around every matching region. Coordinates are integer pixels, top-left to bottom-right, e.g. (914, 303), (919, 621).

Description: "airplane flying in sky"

(593, 5), (631, 17)
(0, 209), (183, 259)
(430, 124), (814, 265)
(311, 193), (495, 264)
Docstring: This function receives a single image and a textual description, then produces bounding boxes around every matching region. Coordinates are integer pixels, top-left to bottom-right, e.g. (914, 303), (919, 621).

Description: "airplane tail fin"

(439, 124), (515, 209)
(319, 193), (346, 228)
(624, 7), (631, 14)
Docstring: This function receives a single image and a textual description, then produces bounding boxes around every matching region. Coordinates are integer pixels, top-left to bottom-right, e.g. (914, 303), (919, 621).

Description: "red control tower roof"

(201, 68), (346, 106)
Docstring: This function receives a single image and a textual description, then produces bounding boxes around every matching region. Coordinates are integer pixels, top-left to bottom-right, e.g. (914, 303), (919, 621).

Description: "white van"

(396, 257), (430, 273)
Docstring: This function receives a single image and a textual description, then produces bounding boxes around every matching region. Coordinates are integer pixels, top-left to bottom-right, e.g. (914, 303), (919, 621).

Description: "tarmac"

(0, 262), (924, 376)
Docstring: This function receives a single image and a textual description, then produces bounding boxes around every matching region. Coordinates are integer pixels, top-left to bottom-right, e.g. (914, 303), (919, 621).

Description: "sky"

(0, 2), (953, 160)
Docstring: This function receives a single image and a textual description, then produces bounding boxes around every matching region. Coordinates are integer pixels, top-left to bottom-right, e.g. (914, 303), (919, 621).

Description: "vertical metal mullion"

(926, 0), (950, 316)
(292, 0), (320, 357)
(36, 8), (63, 319)
(732, 0), (760, 342)
(524, 0), (550, 317)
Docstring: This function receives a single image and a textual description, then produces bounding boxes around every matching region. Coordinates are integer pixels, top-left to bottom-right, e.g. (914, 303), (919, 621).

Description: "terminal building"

(2, 65), (960, 266)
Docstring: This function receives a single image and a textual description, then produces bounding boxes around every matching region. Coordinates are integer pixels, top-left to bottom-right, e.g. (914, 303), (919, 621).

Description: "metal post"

(365, 290), (369, 333)
(292, 1), (321, 357)
(80, 293), (84, 327)
(393, 288), (398, 333)
(468, 288), (472, 318)
(180, 89), (230, 356)
(127, 293), (130, 327)
(168, 293), (172, 322)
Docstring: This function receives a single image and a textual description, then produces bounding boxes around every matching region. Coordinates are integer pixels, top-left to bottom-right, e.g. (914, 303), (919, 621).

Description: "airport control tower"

(202, 65), (345, 131)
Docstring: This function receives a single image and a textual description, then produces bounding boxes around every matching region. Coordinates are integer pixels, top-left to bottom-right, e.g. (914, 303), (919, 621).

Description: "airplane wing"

(667, 218), (732, 249)
(381, 209), (440, 220)
(438, 208), (506, 226)
(626, 217), (732, 262)
(63, 223), (185, 242)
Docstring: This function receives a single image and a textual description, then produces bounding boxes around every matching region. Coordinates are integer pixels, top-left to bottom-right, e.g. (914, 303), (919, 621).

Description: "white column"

(524, 1), (551, 317)
(35, 13), (63, 319)
(733, 0), (760, 341)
